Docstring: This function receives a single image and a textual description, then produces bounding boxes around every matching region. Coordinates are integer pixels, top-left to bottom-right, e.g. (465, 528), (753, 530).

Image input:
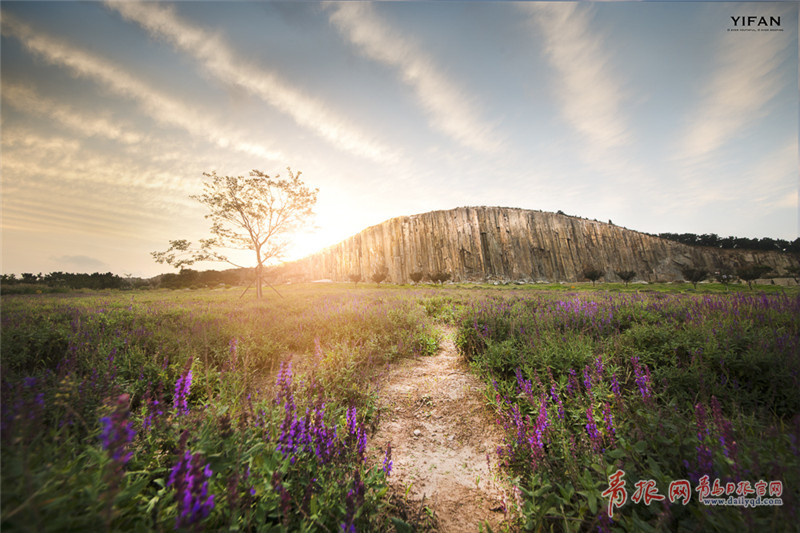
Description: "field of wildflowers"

(456, 288), (799, 531)
(2, 282), (798, 532)
(1, 286), (438, 531)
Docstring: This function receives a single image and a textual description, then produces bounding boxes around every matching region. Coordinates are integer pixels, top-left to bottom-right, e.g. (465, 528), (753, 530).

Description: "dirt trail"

(369, 326), (511, 532)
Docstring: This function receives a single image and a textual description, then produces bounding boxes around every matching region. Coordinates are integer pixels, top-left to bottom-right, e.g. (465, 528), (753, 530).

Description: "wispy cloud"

(106, 0), (393, 162)
(326, 1), (502, 154)
(679, 29), (790, 161)
(523, 3), (630, 153)
(1, 82), (144, 144)
(0, 11), (284, 162)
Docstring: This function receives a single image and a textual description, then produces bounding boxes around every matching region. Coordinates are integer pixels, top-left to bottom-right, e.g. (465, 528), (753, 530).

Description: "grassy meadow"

(1, 282), (798, 532)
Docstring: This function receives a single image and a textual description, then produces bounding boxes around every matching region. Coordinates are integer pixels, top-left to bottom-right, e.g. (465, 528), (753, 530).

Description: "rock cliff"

(277, 207), (798, 284)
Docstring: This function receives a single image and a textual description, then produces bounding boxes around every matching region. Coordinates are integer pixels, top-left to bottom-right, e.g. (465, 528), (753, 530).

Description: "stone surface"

(277, 207), (798, 283)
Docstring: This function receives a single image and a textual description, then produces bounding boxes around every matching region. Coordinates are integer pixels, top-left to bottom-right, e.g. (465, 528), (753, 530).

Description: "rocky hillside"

(277, 207), (798, 284)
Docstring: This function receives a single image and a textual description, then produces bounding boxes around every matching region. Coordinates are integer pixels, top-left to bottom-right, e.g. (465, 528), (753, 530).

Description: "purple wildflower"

(549, 384), (565, 419)
(567, 368), (579, 396)
(602, 402), (615, 441)
(173, 360), (193, 416)
(341, 471), (364, 533)
(383, 442), (393, 476)
(585, 407), (603, 453)
(99, 394), (135, 465)
(631, 356), (651, 400)
(710, 396), (738, 464)
(583, 365), (593, 394)
(168, 449), (215, 529)
(610, 372), (622, 402)
(594, 355), (604, 380)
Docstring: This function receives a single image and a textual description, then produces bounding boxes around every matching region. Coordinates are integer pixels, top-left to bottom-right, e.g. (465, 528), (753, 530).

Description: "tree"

(615, 270), (636, 286)
(409, 271), (424, 284)
(785, 265), (800, 284)
(713, 267), (736, 288)
(371, 266), (389, 286)
(680, 267), (708, 289)
(348, 273), (362, 287)
(153, 168), (317, 299)
(582, 266), (603, 286)
(430, 271), (451, 285)
(737, 264), (772, 290)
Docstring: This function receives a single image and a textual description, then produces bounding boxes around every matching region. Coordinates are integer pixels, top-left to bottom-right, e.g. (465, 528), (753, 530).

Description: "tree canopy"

(153, 168), (318, 298)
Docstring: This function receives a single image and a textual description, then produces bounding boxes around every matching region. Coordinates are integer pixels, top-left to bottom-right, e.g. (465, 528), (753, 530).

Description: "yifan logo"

(729, 16), (783, 32)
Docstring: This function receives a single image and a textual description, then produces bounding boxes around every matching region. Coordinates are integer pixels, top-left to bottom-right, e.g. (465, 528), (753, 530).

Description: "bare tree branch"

(152, 167), (318, 298)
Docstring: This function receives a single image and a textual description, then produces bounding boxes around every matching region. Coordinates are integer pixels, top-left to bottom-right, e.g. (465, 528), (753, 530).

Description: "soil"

(369, 325), (513, 532)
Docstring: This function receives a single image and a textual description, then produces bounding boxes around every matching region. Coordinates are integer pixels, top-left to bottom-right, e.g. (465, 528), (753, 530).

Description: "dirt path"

(369, 326), (512, 532)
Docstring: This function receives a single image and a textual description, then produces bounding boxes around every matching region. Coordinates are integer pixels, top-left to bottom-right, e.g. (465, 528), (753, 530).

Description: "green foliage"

(615, 270), (636, 286)
(737, 264), (772, 289)
(680, 267), (708, 289)
(1, 286), (438, 531)
(456, 290), (800, 531)
(372, 266), (389, 286)
(4, 284), (798, 531)
(430, 272), (452, 285)
(582, 267), (603, 286)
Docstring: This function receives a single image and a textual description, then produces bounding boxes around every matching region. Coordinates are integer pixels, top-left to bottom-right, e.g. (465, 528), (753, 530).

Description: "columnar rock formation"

(278, 207), (798, 284)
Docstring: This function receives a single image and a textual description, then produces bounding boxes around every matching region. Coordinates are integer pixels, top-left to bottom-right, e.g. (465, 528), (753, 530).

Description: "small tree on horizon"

(713, 267), (736, 288)
(372, 265), (389, 286)
(409, 271), (424, 284)
(786, 265), (800, 284)
(680, 266), (708, 289)
(582, 266), (603, 286)
(615, 270), (636, 286)
(737, 264), (772, 290)
(430, 271), (451, 285)
(348, 273), (362, 287)
(152, 168), (318, 299)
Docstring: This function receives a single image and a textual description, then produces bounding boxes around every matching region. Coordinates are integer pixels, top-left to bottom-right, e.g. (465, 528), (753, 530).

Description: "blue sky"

(1, 1), (798, 277)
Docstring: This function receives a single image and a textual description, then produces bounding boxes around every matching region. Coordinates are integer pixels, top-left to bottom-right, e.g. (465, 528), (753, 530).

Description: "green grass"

(2, 282), (798, 531)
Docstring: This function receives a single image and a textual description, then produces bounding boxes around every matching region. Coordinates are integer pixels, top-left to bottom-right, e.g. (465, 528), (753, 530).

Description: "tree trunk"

(255, 248), (263, 299)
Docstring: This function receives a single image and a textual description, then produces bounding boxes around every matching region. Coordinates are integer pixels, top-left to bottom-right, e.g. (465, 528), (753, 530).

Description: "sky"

(1, 1), (798, 278)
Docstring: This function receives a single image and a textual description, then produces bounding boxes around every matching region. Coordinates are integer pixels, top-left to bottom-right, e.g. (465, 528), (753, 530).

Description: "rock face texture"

(279, 207), (798, 283)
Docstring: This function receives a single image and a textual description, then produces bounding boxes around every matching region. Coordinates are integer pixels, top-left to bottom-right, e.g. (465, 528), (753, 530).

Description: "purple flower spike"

(99, 394), (135, 465)
(168, 449), (215, 529)
(383, 442), (393, 476)
(173, 360), (193, 416)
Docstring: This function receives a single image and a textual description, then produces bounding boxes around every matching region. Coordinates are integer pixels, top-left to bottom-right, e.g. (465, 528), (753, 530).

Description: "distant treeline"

(657, 233), (800, 253)
(157, 268), (248, 289)
(1, 272), (128, 290)
(1, 268), (249, 292)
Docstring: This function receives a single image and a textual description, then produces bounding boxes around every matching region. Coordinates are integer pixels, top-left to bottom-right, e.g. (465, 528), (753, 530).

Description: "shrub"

(680, 266), (708, 289)
(615, 270), (636, 286)
(582, 266), (604, 286)
(371, 266), (389, 286)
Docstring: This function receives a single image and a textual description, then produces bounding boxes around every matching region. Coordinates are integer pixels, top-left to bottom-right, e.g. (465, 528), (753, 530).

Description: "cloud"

(50, 255), (108, 270)
(740, 140), (798, 211)
(523, 3), (630, 153)
(326, 1), (502, 154)
(0, 11), (284, 162)
(679, 29), (790, 162)
(105, 0), (393, 163)
(1, 82), (144, 144)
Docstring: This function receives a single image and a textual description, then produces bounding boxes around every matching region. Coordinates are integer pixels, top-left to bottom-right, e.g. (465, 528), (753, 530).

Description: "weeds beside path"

(369, 325), (511, 532)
